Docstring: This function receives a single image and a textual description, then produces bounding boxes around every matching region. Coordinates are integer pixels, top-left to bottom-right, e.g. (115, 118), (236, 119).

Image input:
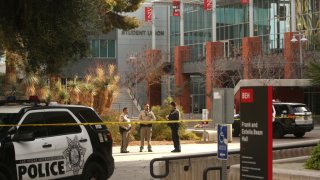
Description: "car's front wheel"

(0, 172), (8, 180)
(82, 162), (107, 180)
(273, 124), (284, 138)
(294, 132), (305, 138)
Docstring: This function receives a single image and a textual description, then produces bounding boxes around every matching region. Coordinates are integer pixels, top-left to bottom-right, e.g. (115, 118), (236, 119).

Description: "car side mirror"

(8, 126), (17, 135)
(12, 132), (35, 142)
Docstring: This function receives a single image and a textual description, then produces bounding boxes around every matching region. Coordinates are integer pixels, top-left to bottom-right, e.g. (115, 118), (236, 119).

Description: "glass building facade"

(167, 0), (320, 113)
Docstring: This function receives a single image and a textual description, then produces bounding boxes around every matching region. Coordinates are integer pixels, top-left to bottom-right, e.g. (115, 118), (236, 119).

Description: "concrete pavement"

(109, 140), (241, 180)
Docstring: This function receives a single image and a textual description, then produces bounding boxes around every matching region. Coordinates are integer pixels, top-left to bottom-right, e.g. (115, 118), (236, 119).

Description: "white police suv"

(0, 98), (114, 180)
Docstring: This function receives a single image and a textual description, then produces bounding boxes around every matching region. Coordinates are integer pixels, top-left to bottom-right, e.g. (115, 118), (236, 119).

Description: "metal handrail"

(149, 139), (319, 179)
(203, 166), (230, 180)
(149, 149), (240, 179)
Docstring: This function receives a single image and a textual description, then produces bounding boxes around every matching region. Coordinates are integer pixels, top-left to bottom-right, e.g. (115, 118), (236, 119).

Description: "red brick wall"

(174, 46), (191, 113)
(149, 83), (162, 107)
(242, 37), (262, 79)
(205, 41), (224, 111)
(284, 32), (298, 79)
(146, 49), (161, 64)
(146, 49), (162, 106)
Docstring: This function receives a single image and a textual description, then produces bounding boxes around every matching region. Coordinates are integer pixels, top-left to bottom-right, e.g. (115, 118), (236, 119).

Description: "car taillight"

(288, 114), (295, 119)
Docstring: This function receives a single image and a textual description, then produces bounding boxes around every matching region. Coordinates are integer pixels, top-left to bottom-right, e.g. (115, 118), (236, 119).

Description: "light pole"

(291, 32), (307, 78)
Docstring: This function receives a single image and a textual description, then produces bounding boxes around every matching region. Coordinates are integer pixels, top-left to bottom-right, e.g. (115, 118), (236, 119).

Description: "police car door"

(44, 109), (92, 179)
(13, 110), (57, 180)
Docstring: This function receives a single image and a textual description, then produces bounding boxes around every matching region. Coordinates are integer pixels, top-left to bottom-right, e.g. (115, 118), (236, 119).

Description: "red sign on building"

(204, 0), (212, 11)
(240, 0), (249, 5)
(145, 7), (152, 22)
(173, 0), (180, 17)
(241, 88), (254, 103)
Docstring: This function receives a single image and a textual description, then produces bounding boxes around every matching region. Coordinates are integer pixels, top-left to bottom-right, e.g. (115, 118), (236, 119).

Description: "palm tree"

(68, 76), (81, 104)
(36, 78), (49, 101)
(79, 75), (96, 107)
(4, 51), (20, 95)
(92, 64), (119, 115)
(22, 73), (39, 97)
(306, 62), (320, 85)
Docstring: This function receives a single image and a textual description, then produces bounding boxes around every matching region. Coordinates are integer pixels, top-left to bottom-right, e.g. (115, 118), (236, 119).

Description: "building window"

(100, 40), (108, 57)
(89, 39), (116, 58)
(108, 40), (116, 58)
(91, 39), (100, 57)
(0, 54), (5, 64)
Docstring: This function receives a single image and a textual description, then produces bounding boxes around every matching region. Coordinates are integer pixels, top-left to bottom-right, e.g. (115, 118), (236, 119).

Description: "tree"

(125, 48), (170, 105)
(0, 0), (143, 85)
(92, 64), (120, 115)
(306, 62), (320, 85)
(304, 34), (320, 84)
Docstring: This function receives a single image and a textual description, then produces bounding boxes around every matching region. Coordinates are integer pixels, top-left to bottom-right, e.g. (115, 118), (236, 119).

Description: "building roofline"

(234, 79), (312, 95)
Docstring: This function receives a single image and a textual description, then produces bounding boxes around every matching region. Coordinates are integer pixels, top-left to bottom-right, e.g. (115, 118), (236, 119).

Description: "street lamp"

(291, 32), (307, 78)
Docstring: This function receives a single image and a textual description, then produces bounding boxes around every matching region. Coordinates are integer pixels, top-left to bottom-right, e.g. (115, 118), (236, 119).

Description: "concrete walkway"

(110, 141), (241, 180)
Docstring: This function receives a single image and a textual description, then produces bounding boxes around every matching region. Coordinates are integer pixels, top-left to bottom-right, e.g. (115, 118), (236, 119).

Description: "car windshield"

(292, 105), (309, 113)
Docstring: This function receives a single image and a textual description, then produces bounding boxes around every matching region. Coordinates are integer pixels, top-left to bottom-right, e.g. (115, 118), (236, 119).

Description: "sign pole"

(222, 160), (227, 180)
(217, 124), (228, 180)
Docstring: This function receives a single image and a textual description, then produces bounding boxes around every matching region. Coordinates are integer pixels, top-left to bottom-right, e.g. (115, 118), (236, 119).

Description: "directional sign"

(240, 86), (273, 180)
(217, 124), (228, 160)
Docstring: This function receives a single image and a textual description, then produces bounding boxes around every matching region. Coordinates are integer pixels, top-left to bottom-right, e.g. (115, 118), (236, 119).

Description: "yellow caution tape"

(0, 119), (213, 127)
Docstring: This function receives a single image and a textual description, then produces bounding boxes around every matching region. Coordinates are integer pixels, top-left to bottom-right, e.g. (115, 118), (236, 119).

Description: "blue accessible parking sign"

(217, 124), (228, 160)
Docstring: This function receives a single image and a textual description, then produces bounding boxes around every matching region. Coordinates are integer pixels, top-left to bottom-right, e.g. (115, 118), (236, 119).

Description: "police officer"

(139, 104), (156, 152)
(167, 102), (181, 152)
(119, 107), (131, 153)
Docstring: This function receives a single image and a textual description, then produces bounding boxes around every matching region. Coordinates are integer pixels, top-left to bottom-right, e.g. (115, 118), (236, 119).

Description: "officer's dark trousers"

(170, 126), (180, 151)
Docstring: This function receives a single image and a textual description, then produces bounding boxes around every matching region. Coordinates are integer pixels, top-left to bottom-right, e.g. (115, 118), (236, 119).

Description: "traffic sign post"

(217, 124), (228, 180)
(202, 109), (208, 141)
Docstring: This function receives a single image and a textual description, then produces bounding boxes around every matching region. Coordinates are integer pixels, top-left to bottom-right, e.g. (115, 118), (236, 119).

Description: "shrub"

(180, 131), (201, 141)
(101, 111), (121, 144)
(150, 97), (198, 141)
(101, 110), (136, 145)
(97, 97), (200, 144)
(305, 142), (320, 170)
(152, 123), (172, 140)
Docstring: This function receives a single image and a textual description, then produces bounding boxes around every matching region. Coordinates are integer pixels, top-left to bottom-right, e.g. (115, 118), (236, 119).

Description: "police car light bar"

(0, 96), (48, 106)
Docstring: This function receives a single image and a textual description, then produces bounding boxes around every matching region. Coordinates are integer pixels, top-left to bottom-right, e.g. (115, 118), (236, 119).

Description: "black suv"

(272, 102), (313, 138)
(0, 100), (114, 180)
(233, 102), (314, 138)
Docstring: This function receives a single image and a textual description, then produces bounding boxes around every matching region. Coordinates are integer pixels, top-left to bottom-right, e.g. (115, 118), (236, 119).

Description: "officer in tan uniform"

(139, 104), (156, 152)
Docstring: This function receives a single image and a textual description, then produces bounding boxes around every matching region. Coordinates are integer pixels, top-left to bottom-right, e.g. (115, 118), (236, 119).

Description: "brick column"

(146, 49), (162, 107)
(205, 42), (224, 111)
(174, 46), (191, 113)
(284, 32), (298, 79)
(242, 37), (262, 79)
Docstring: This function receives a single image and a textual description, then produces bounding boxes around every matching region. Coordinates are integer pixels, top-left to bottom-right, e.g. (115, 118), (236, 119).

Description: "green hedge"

(305, 142), (320, 170)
